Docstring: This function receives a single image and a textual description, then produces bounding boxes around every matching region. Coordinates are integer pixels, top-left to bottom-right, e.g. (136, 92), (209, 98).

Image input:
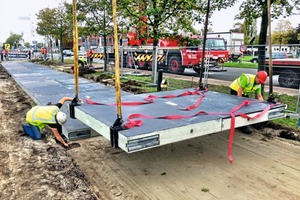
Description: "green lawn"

(224, 61), (258, 69)
(223, 55), (259, 69)
(240, 55), (253, 61)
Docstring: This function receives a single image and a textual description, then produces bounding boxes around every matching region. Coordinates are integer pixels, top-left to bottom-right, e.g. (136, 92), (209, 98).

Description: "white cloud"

(0, 0), (62, 43)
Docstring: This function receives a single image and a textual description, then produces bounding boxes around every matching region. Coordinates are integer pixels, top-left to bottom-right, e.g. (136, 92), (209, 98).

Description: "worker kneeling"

(23, 97), (82, 147)
(230, 71), (268, 134)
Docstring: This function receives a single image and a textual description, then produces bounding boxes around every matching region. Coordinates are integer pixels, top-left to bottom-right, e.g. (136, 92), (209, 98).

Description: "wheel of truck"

(193, 68), (200, 74)
(168, 56), (184, 73)
(126, 55), (134, 68)
(149, 61), (153, 69)
(278, 69), (300, 88)
(137, 61), (148, 70)
(192, 68), (206, 78)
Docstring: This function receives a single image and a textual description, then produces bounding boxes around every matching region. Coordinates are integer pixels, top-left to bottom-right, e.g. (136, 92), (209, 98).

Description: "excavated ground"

(0, 65), (97, 199)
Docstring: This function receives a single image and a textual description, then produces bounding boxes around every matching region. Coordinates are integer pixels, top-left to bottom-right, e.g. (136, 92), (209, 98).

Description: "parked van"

(250, 52), (289, 63)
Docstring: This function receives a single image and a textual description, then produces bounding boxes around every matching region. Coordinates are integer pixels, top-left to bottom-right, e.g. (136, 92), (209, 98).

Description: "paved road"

(180, 67), (300, 96)
(2, 58), (298, 96)
(184, 67), (281, 87)
(120, 67), (299, 96)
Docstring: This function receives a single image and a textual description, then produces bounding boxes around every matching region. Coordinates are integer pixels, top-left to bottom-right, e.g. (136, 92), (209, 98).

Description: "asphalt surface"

(117, 66), (300, 96)
(2, 57), (299, 96)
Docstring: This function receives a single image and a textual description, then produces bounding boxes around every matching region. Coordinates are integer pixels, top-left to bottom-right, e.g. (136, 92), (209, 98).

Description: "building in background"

(207, 32), (245, 55)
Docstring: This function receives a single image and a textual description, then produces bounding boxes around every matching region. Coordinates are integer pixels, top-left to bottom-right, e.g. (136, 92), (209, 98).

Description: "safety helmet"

(56, 111), (67, 125)
(257, 71), (268, 84)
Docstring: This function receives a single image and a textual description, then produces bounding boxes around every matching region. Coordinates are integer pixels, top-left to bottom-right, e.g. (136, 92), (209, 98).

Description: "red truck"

(265, 59), (300, 88)
(125, 33), (229, 74)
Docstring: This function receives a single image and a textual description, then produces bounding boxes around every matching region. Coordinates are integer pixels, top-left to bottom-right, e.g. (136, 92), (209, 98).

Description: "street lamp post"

(15, 41), (19, 50)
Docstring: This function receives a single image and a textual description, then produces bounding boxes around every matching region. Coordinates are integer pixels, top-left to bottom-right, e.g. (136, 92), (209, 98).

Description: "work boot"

(238, 126), (252, 135)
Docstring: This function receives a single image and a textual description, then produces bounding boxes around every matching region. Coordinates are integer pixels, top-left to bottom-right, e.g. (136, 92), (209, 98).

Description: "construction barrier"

(133, 52), (165, 62)
(8, 53), (28, 58)
(89, 51), (165, 62)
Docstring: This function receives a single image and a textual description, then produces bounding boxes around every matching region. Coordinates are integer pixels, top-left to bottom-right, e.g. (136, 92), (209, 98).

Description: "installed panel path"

(2, 61), (130, 140)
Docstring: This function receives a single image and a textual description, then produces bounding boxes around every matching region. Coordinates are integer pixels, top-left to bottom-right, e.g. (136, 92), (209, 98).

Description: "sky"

(0, 0), (69, 43)
(0, 0), (299, 44)
(210, 1), (299, 33)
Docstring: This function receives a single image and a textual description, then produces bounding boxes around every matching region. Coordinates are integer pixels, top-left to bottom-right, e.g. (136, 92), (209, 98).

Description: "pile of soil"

(252, 121), (300, 141)
(87, 73), (145, 94)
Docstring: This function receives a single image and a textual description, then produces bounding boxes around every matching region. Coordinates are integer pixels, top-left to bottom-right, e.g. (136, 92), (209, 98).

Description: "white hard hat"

(56, 111), (67, 125)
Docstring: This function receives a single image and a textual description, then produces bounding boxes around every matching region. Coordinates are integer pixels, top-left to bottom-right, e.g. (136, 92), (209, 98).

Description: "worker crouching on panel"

(230, 71), (268, 134)
(23, 97), (83, 147)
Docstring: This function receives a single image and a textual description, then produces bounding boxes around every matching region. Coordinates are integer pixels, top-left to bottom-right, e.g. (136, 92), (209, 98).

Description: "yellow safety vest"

(26, 106), (60, 130)
(79, 56), (86, 62)
(230, 74), (261, 95)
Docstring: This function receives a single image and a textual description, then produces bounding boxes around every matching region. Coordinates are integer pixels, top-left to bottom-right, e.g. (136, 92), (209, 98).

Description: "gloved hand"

(72, 96), (84, 104)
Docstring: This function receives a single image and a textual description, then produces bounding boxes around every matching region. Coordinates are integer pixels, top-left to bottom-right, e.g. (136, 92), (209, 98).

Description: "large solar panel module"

(2, 62), (286, 154)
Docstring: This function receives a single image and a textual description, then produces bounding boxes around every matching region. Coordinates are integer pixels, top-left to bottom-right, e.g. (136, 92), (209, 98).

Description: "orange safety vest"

(88, 49), (95, 58)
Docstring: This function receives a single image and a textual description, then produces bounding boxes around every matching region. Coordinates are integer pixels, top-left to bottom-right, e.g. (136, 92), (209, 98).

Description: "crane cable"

(72, 0), (79, 99)
(112, 0), (123, 128)
(69, 0), (81, 119)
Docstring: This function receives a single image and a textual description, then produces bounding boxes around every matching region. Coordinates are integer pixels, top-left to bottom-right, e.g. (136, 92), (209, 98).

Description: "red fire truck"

(124, 32), (229, 73)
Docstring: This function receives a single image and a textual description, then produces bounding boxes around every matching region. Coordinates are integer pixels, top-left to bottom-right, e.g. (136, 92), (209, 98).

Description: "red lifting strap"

(86, 96), (154, 106)
(123, 111), (210, 129)
(123, 99), (277, 164)
(86, 90), (206, 110)
(144, 90), (203, 101)
(86, 91), (277, 163)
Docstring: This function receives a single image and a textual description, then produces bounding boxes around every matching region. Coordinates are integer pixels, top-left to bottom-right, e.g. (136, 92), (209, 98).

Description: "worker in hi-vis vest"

(229, 71), (268, 134)
(78, 56), (86, 68)
(230, 71), (268, 101)
(88, 48), (95, 66)
(24, 97), (83, 147)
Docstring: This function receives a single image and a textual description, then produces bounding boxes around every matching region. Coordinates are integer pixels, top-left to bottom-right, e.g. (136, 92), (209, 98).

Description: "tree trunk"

(258, 10), (268, 72)
(104, 35), (108, 71)
(258, 7), (268, 96)
(50, 38), (54, 61)
(60, 23), (64, 64)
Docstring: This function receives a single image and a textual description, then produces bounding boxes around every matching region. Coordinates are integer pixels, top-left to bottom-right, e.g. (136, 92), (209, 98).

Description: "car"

(250, 52), (289, 63)
(272, 52), (289, 59)
(287, 52), (293, 58)
(62, 50), (74, 57)
(78, 50), (86, 57)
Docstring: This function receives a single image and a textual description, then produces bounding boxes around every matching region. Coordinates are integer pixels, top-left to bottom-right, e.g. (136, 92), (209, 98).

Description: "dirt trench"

(0, 64), (98, 200)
